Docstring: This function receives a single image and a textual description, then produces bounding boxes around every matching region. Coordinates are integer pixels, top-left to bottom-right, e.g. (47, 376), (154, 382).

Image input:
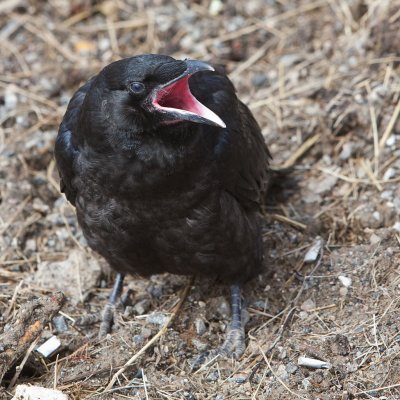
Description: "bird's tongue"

(153, 76), (226, 128)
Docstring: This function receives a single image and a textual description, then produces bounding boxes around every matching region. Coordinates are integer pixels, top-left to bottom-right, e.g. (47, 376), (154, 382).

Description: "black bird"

(55, 54), (270, 364)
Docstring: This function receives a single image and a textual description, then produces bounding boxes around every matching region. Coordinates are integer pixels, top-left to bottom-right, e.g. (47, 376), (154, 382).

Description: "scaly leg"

(98, 273), (125, 338)
(192, 284), (247, 369)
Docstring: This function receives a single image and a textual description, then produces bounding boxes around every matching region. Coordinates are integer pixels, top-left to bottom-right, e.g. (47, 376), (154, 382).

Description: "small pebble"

(339, 142), (354, 160)
(132, 334), (144, 345)
(302, 378), (311, 390)
(123, 305), (134, 318)
(52, 315), (68, 333)
(192, 338), (208, 352)
(386, 135), (396, 147)
(304, 238), (323, 263)
(133, 299), (150, 315)
(383, 167), (396, 180)
(369, 233), (381, 245)
(286, 362), (298, 374)
(277, 346), (287, 360)
(252, 299), (269, 310)
(206, 370), (219, 382)
(251, 72), (268, 87)
(146, 312), (168, 326)
(209, 0), (223, 15)
(276, 364), (289, 381)
(372, 211), (381, 221)
(300, 298), (316, 312)
(4, 87), (18, 110)
(194, 318), (207, 336)
(338, 275), (352, 288)
(148, 284), (163, 298)
(229, 374), (247, 384)
(208, 296), (231, 320)
(32, 198), (50, 214)
(279, 53), (303, 67)
(380, 190), (393, 200)
(139, 325), (157, 339)
(24, 238), (37, 253)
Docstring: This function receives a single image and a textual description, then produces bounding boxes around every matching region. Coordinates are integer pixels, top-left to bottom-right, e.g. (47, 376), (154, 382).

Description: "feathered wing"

(229, 100), (271, 209)
(54, 79), (94, 206)
(191, 71), (271, 211)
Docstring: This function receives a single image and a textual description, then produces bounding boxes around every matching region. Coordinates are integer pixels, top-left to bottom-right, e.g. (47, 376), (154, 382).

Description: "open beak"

(150, 60), (226, 128)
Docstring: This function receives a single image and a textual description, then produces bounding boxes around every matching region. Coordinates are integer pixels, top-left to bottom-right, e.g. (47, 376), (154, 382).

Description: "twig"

(47, 159), (61, 194)
(360, 159), (383, 191)
(0, 81), (59, 110)
(3, 280), (23, 320)
(270, 214), (307, 230)
(379, 99), (400, 149)
(230, 40), (277, 80)
(0, 292), (65, 384)
(72, 18), (148, 33)
(7, 337), (40, 390)
(279, 134), (320, 169)
(142, 369), (149, 400)
(0, 0), (21, 13)
(259, 345), (309, 400)
(0, 195), (30, 236)
(24, 22), (80, 63)
(249, 246), (325, 381)
(354, 383), (400, 396)
(368, 102), (380, 173)
(308, 303), (336, 312)
(103, 279), (193, 391)
(248, 307), (296, 381)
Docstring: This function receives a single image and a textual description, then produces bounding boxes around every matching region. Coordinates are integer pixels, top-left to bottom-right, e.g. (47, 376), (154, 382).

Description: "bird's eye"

(129, 82), (145, 94)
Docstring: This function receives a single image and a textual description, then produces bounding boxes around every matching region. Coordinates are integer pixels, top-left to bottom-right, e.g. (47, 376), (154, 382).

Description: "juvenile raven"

(55, 54), (270, 364)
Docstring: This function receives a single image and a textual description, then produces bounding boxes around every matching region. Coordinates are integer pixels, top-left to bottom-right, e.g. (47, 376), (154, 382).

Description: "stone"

(27, 250), (101, 305)
(12, 385), (68, 400)
(194, 318), (207, 336)
(300, 298), (316, 312)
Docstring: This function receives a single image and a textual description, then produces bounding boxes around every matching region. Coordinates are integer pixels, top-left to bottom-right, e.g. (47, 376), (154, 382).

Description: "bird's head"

(91, 55), (226, 135)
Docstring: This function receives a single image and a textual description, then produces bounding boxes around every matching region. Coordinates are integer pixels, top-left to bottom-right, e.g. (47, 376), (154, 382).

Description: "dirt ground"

(1, 0), (400, 399)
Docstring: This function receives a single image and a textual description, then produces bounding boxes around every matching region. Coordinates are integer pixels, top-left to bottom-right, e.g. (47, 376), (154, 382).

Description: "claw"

(98, 273), (125, 337)
(192, 284), (247, 370)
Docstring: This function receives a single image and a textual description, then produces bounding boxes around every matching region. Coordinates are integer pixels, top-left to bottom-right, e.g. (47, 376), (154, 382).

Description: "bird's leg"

(98, 273), (125, 338)
(192, 283), (247, 369)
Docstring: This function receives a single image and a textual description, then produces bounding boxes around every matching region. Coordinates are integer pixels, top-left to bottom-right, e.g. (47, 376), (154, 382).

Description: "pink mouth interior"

(156, 76), (194, 111)
(152, 75), (226, 127)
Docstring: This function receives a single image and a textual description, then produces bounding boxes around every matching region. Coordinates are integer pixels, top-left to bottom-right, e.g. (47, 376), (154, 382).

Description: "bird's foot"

(98, 273), (125, 337)
(192, 324), (246, 370)
(191, 284), (247, 370)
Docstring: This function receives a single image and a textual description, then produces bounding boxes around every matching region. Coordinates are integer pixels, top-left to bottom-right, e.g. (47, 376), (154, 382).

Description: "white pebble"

(383, 167), (396, 180)
(338, 275), (352, 288)
(12, 385), (68, 400)
(304, 237), (323, 263)
(4, 87), (18, 109)
(209, 0), (223, 15)
(386, 135), (396, 147)
(372, 211), (381, 221)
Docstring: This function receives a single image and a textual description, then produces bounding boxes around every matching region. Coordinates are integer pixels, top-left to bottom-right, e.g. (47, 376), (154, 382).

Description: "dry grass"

(1, 0), (400, 399)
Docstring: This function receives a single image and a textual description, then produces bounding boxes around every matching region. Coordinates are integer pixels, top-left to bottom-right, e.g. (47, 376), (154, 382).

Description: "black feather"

(55, 55), (271, 284)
